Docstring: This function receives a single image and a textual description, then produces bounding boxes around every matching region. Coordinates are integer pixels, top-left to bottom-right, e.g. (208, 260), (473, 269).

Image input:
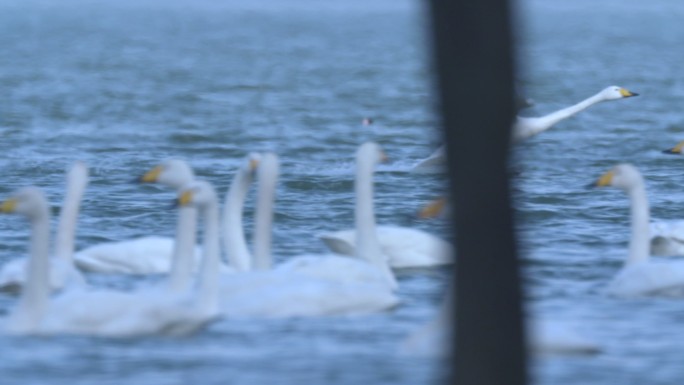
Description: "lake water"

(0, 0), (683, 384)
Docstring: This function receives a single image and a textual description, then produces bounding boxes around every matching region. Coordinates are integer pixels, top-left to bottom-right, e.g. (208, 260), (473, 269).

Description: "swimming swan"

(217, 152), (399, 317)
(592, 164), (684, 297)
(0, 162), (87, 293)
(0, 185), (220, 336)
(413, 86), (638, 171)
(73, 159), (201, 278)
(320, 143), (453, 269)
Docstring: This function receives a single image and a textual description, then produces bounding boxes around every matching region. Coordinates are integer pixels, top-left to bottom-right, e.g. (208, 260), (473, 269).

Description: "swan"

(412, 86), (639, 171)
(217, 152), (399, 318)
(591, 164), (684, 297)
(73, 159), (202, 279)
(319, 142), (453, 269)
(0, 162), (87, 293)
(0, 184), (220, 336)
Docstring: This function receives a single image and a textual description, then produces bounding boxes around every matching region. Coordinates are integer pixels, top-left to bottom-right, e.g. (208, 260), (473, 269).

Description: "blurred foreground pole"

(427, 1), (527, 385)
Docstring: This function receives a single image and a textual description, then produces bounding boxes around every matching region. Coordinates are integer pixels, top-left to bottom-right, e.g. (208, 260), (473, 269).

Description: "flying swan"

(412, 86), (639, 171)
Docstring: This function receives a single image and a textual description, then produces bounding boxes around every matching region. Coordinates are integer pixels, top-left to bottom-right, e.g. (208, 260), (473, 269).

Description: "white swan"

(217, 152), (399, 318)
(412, 86), (639, 171)
(73, 159), (201, 279)
(0, 162), (87, 293)
(0, 185), (220, 336)
(592, 164), (684, 297)
(319, 142), (453, 269)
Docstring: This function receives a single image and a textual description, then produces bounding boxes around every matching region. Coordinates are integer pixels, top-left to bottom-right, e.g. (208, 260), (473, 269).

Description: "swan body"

(320, 226), (452, 269)
(217, 151), (399, 317)
(73, 236), (202, 274)
(73, 159), (200, 278)
(1, 184), (221, 336)
(412, 86), (638, 171)
(0, 162), (88, 293)
(320, 143), (452, 269)
(593, 164), (684, 297)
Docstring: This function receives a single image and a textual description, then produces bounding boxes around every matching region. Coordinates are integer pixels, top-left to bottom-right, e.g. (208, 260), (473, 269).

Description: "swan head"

(591, 163), (643, 192)
(0, 187), (50, 220)
(599, 86), (638, 101)
(176, 180), (217, 209)
(662, 141), (684, 155)
(138, 159), (195, 190)
(242, 152), (262, 175)
(357, 142), (388, 165)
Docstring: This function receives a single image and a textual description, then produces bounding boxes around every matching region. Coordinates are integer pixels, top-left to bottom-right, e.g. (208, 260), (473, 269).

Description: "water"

(0, 0), (682, 384)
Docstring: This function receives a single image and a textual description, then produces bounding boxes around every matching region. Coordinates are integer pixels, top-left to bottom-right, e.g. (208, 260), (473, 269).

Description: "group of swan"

(0, 142), (450, 336)
(412, 85), (638, 171)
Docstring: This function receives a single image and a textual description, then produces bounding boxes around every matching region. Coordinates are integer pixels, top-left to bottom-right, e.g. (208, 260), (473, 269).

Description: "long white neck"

(354, 147), (398, 290)
(10, 205), (51, 332)
(222, 168), (254, 271)
(252, 154), (278, 271)
(626, 180), (650, 265)
(167, 205), (197, 293)
(515, 92), (606, 138)
(196, 196), (221, 314)
(54, 162), (88, 262)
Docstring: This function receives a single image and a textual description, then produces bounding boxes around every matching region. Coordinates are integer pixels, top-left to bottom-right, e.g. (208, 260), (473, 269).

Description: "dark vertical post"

(427, 1), (527, 385)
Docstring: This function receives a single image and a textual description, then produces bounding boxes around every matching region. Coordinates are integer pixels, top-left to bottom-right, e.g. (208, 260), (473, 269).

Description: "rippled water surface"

(1, 0), (683, 384)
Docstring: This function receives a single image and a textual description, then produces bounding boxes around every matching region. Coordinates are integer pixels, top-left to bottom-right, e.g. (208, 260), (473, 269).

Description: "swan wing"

(277, 254), (389, 285)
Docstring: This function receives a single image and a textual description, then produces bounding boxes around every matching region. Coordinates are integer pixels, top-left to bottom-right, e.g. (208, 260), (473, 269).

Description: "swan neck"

(54, 172), (87, 262)
(13, 209), (51, 331)
(536, 93), (605, 130)
(167, 206), (197, 293)
(222, 169), (253, 272)
(253, 156), (278, 271)
(627, 182), (650, 265)
(354, 150), (397, 289)
(197, 200), (220, 313)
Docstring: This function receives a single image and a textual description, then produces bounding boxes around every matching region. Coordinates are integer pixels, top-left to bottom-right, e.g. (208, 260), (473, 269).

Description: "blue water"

(0, 0), (682, 384)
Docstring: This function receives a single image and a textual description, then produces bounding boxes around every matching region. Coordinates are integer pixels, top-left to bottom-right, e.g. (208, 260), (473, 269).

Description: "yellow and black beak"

(173, 190), (193, 209)
(588, 170), (614, 189)
(0, 198), (18, 214)
(136, 165), (163, 184)
(619, 88), (638, 98)
(418, 197), (447, 219)
(663, 141), (684, 155)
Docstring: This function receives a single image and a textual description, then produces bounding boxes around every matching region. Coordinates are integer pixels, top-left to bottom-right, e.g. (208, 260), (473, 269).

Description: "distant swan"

(0, 162), (87, 293)
(217, 152), (399, 318)
(592, 164), (684, 297)
(0, 185), (220, 336)
(73, 159), (201, 279)
(320, 143), (453, 268)
(413, 86), (638, 171)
